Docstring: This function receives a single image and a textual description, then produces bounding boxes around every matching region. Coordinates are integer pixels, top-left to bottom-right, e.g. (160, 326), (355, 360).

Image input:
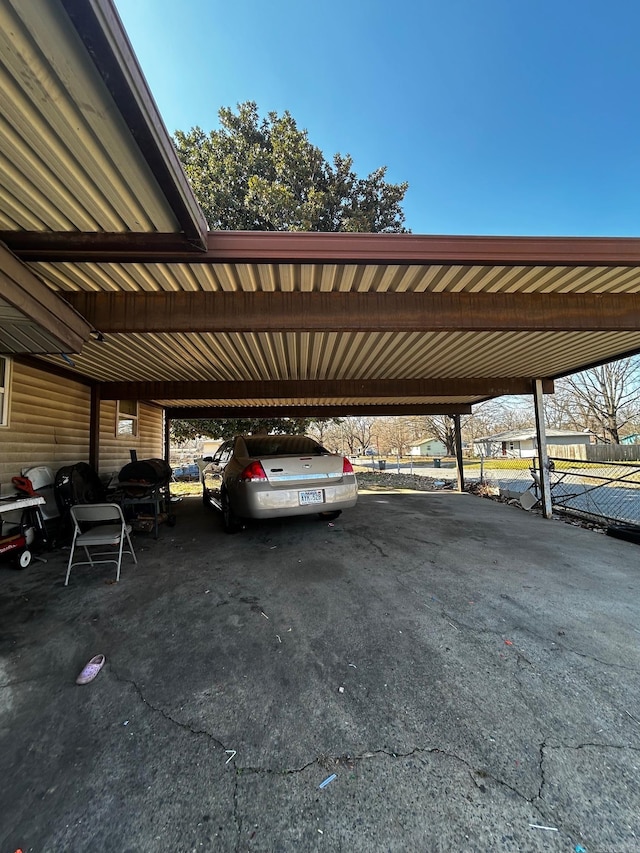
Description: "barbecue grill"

(115, 458), (176, 538)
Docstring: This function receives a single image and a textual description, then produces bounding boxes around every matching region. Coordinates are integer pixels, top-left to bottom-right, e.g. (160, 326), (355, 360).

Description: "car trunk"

(257, 454), (344, 489)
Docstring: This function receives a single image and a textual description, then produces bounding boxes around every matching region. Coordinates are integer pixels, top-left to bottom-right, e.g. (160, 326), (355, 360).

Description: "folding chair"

(65, 503), (137, 586)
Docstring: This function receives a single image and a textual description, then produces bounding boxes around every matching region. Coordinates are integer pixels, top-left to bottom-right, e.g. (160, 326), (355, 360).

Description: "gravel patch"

(356, 471), (454, 491)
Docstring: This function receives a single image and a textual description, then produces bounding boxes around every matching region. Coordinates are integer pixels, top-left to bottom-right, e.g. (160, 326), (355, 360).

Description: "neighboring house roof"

(620, 433), (640, 444)
(411, 437), (444, 446)
(474, 429), (592, 443)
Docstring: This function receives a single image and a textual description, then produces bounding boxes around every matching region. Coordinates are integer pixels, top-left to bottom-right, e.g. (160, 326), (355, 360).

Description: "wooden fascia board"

(166, 404), (473, 418)
(15, 355), (96, 386)
(59, 0), (208, 249)
(205, 232), (640, 266)
(6, 231), (640, 265)
(0, 232), (204, 260)
(99, 378), (554, 402)
(0, 245), (92, 352)
(65, 290), (640, 333)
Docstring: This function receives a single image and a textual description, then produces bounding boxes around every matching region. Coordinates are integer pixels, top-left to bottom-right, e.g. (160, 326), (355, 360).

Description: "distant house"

(620, 433), (640, 445)
(473, 429), (592, 458)
(410, 437), (447, 457)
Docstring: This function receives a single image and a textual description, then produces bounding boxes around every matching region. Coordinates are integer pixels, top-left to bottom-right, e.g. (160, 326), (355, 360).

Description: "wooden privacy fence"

(547, 443), (640, 462)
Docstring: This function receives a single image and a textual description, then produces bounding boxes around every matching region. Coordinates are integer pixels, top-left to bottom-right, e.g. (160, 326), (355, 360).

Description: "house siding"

(0, 361), (90, 493)
(0, 360), (165, 492)
(99, 401), (164, 479)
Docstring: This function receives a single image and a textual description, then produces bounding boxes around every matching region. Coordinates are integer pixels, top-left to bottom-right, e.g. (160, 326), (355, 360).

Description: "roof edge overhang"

(166, 404), (474, 418)
(0, 244), (92, 353)
(7, 230), (640, 264)
(58, 0), (209, 250)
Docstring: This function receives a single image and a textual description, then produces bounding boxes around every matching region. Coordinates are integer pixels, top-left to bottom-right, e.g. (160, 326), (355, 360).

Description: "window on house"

(0, 356), (10, 427)
(117, 400), (138, 436)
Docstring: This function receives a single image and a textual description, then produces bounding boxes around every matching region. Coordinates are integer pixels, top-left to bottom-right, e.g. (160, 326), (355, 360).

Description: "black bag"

(54, 463), (106, 514)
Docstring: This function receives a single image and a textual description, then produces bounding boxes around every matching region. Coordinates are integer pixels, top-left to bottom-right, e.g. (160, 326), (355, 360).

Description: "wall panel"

(99, 401), (164, 478)
(0, 361), (166, 491)
(0, 361), (90, 492)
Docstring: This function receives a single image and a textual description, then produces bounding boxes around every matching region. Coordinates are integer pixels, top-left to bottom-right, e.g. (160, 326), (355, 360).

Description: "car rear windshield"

(243, 436), (326, 457)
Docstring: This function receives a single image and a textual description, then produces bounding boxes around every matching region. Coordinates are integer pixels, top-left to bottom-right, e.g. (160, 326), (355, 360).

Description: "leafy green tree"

(171, 103), (409, 442)
(170, 417), (317, 444)
(173, 101), (409, 233)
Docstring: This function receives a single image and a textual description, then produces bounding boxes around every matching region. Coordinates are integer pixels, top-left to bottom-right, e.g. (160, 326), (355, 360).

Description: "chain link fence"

(479, 457), (640, 526)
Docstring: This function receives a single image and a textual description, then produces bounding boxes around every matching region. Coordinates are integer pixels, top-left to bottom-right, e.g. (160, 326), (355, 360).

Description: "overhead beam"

(99, 378), (554, 402)
(0, 244), (92, 353)
(6, 231), (640, 265)
(166, 404), (473, 418)
(65, 290), (640, 333)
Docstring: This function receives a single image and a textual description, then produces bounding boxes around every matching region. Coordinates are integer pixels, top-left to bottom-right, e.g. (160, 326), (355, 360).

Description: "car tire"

(318, 510), (342, 521)
(202, 487), (210, 507)
(221, 489), (242, 534)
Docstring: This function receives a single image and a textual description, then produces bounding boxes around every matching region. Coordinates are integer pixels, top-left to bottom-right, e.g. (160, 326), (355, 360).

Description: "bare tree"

(377, 417), (414, 456)
(410, 415), (457, 455)
(461, 398), (534, 453)
(559, 357), (640, 443)
(308, 418), (336, 446)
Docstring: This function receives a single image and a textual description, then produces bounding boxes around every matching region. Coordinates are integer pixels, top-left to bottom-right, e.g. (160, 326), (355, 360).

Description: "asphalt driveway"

(1, 488), (639, 852)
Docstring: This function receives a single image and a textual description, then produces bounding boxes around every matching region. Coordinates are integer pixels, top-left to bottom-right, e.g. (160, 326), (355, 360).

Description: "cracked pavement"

(1, 489), (639, 851)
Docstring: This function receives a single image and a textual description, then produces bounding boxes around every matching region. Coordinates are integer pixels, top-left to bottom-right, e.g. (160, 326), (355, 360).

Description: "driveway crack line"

(110, 666), (229, 751)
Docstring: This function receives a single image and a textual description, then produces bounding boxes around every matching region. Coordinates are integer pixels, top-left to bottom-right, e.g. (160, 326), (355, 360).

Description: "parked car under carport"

(201, 434), (358, 532)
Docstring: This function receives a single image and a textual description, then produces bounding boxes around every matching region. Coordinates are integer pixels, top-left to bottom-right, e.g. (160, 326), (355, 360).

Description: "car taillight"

(342, 457), (354, 474)
(240, 460), (267, 481)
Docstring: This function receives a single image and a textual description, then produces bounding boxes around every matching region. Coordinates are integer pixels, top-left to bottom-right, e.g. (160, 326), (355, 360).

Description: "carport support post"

(164, 410), (171, 466)
(89, 383), (100, 472)
(533, 379), (553, 519)
(453, 414), (465, 491)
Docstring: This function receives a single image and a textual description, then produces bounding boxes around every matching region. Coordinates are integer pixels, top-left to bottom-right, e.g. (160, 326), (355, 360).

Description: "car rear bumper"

(234, 482), (358, 519)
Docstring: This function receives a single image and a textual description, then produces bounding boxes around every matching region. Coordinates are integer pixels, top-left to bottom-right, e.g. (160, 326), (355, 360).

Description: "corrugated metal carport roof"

(1, 0), (640, 418)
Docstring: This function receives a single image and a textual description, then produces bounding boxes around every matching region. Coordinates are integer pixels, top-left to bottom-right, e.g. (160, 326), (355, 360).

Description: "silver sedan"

(202, 434), (358, 532)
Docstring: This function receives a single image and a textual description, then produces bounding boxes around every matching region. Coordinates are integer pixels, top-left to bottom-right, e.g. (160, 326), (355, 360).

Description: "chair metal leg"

(126, 530), (137, 564)
(64, 550), (73, 586)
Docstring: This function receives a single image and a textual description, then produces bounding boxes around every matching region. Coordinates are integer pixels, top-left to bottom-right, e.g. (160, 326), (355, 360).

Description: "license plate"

(299, 489), (323, 505)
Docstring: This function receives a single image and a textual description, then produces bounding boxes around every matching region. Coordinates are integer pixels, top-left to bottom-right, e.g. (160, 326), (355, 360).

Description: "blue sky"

(113, 0), (640, 237)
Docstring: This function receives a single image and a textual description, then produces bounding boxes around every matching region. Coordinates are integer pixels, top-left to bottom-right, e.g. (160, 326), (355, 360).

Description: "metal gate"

(531, 457), (640, 526)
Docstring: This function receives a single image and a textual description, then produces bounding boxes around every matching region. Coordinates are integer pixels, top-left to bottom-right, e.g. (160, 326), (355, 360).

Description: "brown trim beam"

(206, 232), (640, 266)
(14, 355), (95, 386)
(6, 230), (640, 265)
(1, 232), (202, 260)
(166, 404), (473, 418)
(100, 378), (554, 401)
(0, 245), (92, 352)
(64, 290), (640, 333)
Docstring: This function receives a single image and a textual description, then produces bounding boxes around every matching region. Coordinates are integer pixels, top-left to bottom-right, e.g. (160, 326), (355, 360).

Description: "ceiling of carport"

(1, 0), (640, 418)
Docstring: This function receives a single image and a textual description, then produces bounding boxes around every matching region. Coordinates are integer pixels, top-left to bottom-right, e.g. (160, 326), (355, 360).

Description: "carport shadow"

(2, 493), (640, 852)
